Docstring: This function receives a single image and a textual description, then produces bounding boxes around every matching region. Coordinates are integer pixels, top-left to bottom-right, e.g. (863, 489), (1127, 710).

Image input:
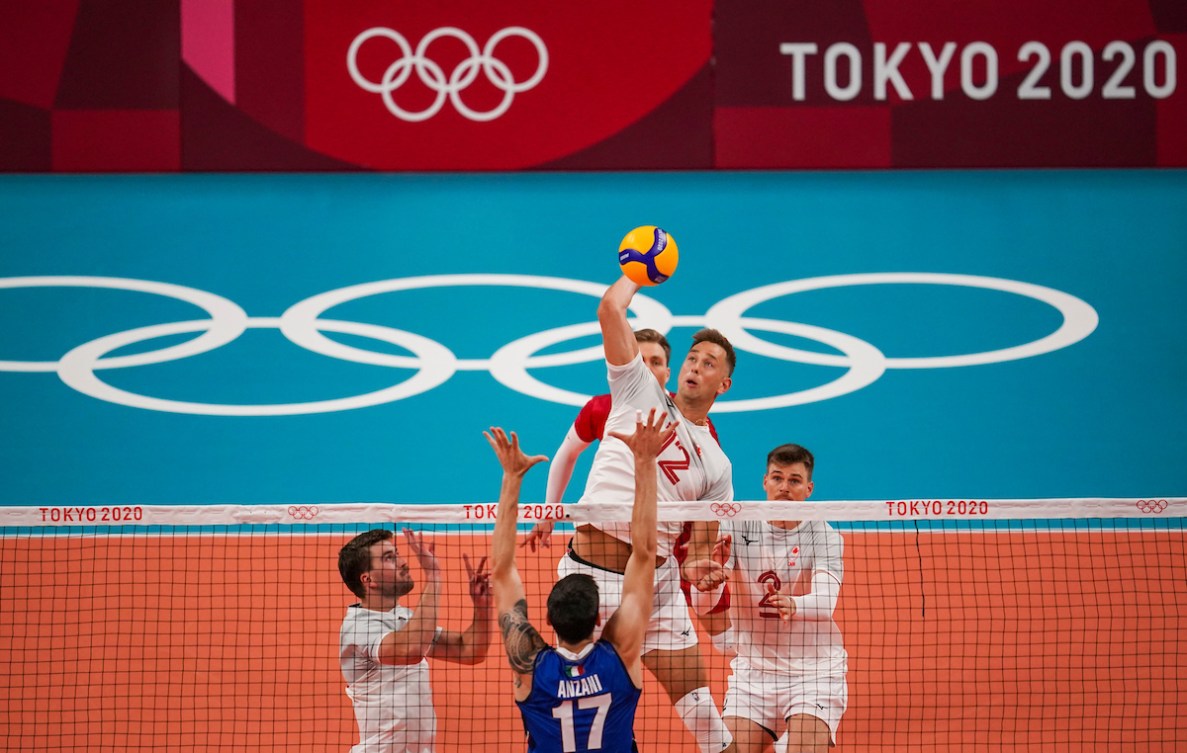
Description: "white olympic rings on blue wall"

(0, 273), (1098, 416)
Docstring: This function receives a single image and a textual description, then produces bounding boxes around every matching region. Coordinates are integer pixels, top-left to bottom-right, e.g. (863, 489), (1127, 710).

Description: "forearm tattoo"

(498, 599), (547, 675)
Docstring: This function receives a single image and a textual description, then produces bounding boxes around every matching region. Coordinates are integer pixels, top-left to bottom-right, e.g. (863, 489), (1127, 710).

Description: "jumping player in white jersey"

(522, 327), (734, 653)
(561, 273), (738, 753)
(338, 529), (494, 753)
(487, 411), (673, 753)
(521, 328), (676, 553)
(691, 444), (848, 753)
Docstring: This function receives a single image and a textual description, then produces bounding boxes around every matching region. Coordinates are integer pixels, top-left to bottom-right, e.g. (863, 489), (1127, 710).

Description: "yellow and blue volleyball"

(618, 225), (678, 286)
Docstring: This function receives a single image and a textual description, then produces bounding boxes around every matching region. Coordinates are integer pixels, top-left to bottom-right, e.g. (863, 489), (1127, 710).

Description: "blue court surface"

(0, 170), (1184, 506)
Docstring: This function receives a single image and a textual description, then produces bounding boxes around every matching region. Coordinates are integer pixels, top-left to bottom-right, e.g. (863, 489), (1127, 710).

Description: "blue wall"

(1, 171), (1184, 505)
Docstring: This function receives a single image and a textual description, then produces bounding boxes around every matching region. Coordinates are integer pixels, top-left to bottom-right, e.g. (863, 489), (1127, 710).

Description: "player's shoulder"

(807, 520), (844, 547)
(592, 639), (631, 673)
(723, 518), (759, 540)
(581, 393), (613, 415)
(607, 351), (657, 389)
(705, 415), (722, 447)
(814, 520), (842, 536)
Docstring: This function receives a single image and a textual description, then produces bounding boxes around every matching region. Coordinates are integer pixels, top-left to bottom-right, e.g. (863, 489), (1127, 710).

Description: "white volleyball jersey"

(722, 520), (848, 674)
(340, 604), (437, 753)
(579, 353), (733, 558)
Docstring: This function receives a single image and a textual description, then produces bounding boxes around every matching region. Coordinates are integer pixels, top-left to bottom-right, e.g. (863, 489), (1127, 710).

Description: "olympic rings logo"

(288, 505), (321, 520)
(347, 27), (547, 122)
(0, 272), (1098, 416)
(1136, 499), (1168, 514)
(711, 503), (742, 518)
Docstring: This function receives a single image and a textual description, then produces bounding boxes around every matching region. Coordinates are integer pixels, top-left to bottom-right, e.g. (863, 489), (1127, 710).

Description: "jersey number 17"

(552, 694), (613, 752)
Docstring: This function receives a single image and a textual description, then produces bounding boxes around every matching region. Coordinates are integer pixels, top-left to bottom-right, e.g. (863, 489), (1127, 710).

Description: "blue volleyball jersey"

(516, 640), (641, 753)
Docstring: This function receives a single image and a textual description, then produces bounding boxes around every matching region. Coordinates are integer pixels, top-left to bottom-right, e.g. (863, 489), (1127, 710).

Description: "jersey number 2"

(657, 432), (690, 485)
(552, 694), (612, 752)
(757, 570), (782, 619)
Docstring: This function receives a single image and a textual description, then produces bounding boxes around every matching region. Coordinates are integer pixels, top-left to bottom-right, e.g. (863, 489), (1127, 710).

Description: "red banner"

(713, 0), (1187, 168)
(0, 0), (1182, 170)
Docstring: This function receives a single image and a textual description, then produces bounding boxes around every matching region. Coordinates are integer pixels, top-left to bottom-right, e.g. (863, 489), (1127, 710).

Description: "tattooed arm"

(485, 427), (550, 700)
(498, 599), (549, 701)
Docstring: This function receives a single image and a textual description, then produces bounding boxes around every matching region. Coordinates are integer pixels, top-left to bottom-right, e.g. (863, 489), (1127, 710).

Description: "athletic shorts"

(723, 657), (847, 746)
(559, 548), (698, 653)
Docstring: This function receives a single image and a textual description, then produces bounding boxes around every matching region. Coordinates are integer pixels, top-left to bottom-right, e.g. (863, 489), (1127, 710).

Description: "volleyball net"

(1, 498), (1184, 753)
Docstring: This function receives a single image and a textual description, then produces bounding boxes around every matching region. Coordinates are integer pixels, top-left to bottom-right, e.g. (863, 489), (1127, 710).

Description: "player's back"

(517, 641), (641, 753)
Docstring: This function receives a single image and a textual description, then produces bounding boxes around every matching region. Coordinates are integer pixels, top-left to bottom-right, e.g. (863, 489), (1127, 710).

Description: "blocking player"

(338, 529), (494, 753)
(560, 273), (738, 753)
(487, 411), (672, 752)
(690, 444), (848, 753)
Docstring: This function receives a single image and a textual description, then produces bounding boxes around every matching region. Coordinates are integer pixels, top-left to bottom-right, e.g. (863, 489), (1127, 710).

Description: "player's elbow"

(457, 644), (489, 666)
(491, 563), (516, 586)
(634, 535), (657, 562)
(597, 290), (628, 327)
(596, 298), (615, 327)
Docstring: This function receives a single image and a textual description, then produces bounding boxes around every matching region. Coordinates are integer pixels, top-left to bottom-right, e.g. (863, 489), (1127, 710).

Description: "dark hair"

(547, 574), (600, 644)
(766, 444), (815, 480)
(339, 529), (393, 599)
(690, 328), (736, 376)
(634, 328), (671, 366)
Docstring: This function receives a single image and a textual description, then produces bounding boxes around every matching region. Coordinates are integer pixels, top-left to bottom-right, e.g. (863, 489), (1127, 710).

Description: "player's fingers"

(462, 552), (473, 577)
(490, 427), (510, 450)
(475, 556), (488, 574)
(718, 534), (733, 563)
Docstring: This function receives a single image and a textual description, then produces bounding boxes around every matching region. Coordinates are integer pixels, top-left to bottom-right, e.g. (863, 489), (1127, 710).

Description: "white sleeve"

(545, 426), (592, 505)
(606, 352), (658, 406)
(789, 571), (841, 621)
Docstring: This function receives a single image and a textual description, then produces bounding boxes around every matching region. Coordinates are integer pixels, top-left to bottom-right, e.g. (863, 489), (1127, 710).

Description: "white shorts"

(723, 657), (847, 745)
(558, 549), (698, 653)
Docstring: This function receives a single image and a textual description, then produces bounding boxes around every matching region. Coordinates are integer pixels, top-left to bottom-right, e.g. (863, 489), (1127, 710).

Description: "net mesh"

(1, 499), (1184, 753)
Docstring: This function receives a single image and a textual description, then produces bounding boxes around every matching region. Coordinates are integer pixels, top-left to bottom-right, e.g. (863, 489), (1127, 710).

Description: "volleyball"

(618, 225), (678, 286)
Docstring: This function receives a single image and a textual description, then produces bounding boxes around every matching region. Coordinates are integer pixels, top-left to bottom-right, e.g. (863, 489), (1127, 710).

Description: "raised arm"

(601, 409), (674, 677)
(521, 426), (592, 552)
(597, 275), (642, 366)
(427, 553), (494, 665)
(376, 529), (443, 665)
(485, 428), (550, 694)
(544, 426), (592, 506)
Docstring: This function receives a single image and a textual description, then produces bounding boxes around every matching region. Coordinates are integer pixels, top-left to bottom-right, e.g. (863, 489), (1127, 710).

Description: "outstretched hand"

(402, 528), (441, 578)
(520, 520), (555, 552)
(462, 553), (492, 609)
(606, 408), (676, 460)
(764, 580), (797, 621)
(484, 427), (548, 477)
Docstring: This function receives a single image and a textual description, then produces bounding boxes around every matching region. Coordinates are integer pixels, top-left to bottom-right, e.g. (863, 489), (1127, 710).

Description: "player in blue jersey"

(486, 409), (673, 753)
